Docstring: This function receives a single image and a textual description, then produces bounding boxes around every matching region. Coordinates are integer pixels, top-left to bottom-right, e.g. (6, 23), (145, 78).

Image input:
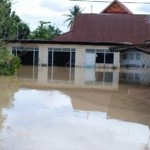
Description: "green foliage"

(64, 5), (83, 27)
(17, 22), (30, 39)
(0, 0), (26, 75)
(0, 0), (30, 40)
(0, 42), (20, 75)
(29, 21), (62, 40)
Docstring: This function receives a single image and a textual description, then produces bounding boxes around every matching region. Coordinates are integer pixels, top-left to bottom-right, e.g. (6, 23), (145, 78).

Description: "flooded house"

(8, 0), (150, 68)
(1, 1), (150, 149)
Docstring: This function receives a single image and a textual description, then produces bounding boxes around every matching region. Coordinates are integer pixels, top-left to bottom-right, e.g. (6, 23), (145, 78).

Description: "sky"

(12, 0), (150, 33)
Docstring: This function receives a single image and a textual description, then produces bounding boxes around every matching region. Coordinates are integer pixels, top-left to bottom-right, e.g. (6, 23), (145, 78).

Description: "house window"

(136, 53), (141, 60)
(86, 49), (95, 53)
(123, 53), (127, 60)
(129, 53), (134, 60)
(96, 53), (104, 63)
(62, 48), (70, 52)
(96, 49), (104, 53)
(96, 52), (114, 64)
(105, 53), (114, 64)
(86, 49), (114, 64)
(53, 48), (61, 51)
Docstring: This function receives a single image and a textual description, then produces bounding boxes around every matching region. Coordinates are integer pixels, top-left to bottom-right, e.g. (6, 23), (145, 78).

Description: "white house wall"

(141, 53), (150, 68)
(8, 43), (120, 68)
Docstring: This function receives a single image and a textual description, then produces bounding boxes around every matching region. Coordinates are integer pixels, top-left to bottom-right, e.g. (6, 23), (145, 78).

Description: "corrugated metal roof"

(52, 13), (150, 45)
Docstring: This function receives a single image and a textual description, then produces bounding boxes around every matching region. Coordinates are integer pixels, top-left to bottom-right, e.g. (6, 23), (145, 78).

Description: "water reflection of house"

(70, 90), (111, 113)
(107, 89), (150, 127)
(17, 66), (119, 90)
(74, 68), (119, 89)
(69, 87), (150, 127)
(17, 66), (150, 88)
(8, 0), (150, 68)
(120, 69), (150, 84)
(69, 87), (150, 148)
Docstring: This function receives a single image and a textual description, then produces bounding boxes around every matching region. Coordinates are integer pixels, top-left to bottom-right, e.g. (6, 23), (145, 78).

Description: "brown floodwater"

(0, 66), (150, 150)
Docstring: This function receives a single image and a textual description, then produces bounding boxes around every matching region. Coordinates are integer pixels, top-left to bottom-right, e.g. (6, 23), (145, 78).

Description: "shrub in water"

(0, 44), (20, 75)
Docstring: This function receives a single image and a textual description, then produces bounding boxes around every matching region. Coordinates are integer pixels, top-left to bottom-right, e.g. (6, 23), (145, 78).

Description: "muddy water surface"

(0, 66), (150, 150)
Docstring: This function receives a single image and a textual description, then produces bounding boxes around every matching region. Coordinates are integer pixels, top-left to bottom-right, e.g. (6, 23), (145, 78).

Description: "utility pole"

(17, 23), (18, 40)
(91, 5), (93, 13)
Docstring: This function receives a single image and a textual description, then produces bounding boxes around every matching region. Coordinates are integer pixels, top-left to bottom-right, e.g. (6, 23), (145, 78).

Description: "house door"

(85, 50), (96, 67)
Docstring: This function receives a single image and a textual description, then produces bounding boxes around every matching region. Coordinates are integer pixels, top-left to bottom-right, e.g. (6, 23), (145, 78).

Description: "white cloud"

(12, 0), (73, 32)
(40, 0), (71, 12)
(12, 0), (150, 33)
(136, 4), (150, 14)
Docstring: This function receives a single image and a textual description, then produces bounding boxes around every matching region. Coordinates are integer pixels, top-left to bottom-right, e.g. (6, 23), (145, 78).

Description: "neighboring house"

(120, 50), (150, 68)
(8, 0), (150, 68)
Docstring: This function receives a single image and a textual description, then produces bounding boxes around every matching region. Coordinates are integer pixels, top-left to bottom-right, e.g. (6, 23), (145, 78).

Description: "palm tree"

(64, 5), (83, 28)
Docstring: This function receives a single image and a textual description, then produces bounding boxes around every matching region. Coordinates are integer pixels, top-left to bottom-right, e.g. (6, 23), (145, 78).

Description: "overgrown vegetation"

(0, 0), (22, 75)
(0, 42), (20, 75)
(0, 0), (30, 40)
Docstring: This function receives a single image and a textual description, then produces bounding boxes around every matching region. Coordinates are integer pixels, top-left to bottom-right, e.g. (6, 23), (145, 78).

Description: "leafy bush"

(0, 44), (21, 75)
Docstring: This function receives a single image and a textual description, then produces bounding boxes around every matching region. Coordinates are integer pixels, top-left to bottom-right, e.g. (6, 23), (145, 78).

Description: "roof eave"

(8, 39), (128, 46)
(110, 43), (150, 55)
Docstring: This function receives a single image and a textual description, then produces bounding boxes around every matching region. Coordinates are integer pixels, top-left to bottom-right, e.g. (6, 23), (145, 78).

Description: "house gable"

(101, 0), (133, 14)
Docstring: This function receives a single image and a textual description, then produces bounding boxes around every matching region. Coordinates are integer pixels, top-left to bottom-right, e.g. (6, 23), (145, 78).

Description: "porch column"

(75, 46), (85, 67)
(39, 45), (48, 66)
(113, 52), (120, 68)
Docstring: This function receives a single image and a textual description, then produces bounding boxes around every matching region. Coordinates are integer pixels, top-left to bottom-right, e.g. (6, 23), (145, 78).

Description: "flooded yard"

(0, 66), (150, 150)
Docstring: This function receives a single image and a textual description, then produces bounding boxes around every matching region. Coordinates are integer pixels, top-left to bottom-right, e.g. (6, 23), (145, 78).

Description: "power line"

(70, 0), (150, 4)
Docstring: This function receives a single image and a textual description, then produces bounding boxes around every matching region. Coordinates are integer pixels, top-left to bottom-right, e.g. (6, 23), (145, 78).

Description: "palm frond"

(64, 5), (83, 28)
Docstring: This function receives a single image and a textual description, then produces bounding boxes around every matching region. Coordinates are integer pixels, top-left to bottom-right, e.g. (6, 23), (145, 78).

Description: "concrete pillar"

(114, 52), (120, 68)
(75, 47), (85, 67)
(39, 45), (48, 66)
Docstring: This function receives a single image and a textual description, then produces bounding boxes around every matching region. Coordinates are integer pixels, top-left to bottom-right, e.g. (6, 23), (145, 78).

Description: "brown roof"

(52, 13), (150, 45)
(101, 0), (133, 14)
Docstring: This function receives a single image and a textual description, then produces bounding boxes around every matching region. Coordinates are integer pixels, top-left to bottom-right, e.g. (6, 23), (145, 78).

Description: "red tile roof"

(52, 13), (150, 45)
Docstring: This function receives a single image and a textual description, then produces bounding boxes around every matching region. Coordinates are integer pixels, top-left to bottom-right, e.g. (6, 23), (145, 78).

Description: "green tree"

(16, 22), (30, 39)
(64, 5), (83, 28)
(0, 0), (12, 39)
(11, 11), (30, 39)
(0, 0), (30, 40)
(0, 0), (23, 75)
(29, 21), (62, 40)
